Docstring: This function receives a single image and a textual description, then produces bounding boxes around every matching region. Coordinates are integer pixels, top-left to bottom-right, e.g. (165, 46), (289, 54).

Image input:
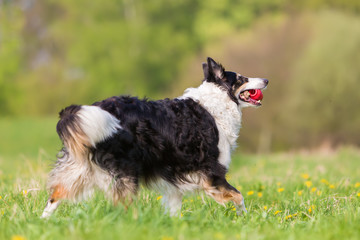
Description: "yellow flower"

(357, 193), (360, 197)
(293, 213), (298, 217)
(257, 192), (263, 198)
(355, 182), (360, 188)
(180, 213), (183, 217)
(156, 196), (163, 201)
(0, 196), (2, 200)
(274, 210), (282, 215)
(320, 179), (329, 185)
(161, 237), (174, 240)
(285, 214), (292, 220)
(231, 207), (236, 211)
(1, 209), (4, 215)
(329, 184), (335, 189)
(301, 173), (309, 180)
(308, 205), (316, 213)
(263, 206), (268, 210)
(214, 232), (224, 239)
(311, 187), (317, 193)
(22, 190), (28, 196)
(298, 190), (303, 196)
(11, 236), (26, 240)
(305, 181), (312, 188)
(277, 188), (284, 193)
(247, 191), (254, 196)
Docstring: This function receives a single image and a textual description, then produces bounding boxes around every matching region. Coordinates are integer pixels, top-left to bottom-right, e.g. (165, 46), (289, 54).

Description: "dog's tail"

(56, 105), (120, 162)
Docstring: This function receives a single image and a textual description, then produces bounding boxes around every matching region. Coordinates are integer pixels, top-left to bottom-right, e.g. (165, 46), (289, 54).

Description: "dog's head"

(202, 57), (268, 108)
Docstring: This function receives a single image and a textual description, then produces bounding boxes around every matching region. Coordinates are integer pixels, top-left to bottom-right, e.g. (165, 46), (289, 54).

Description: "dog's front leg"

(161, 190), (183, 217)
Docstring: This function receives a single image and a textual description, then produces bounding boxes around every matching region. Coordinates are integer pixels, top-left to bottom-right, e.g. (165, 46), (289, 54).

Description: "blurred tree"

(283, 10), (360, 148)
(0, 2), (23, 114)
(1, 0), (360, 150)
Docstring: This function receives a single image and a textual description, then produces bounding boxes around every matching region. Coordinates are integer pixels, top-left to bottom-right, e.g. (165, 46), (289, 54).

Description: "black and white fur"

(41, 57), (268, 218)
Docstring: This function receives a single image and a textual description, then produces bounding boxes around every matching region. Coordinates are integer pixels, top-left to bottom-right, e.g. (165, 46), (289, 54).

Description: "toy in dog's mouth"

(239, 89), (263, 106)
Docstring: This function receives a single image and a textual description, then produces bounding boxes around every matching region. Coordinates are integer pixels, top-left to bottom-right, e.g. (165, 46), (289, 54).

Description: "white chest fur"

(179, 82), (242, 168)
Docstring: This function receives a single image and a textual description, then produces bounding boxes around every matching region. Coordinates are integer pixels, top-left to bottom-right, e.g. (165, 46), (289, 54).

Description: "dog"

(41, 57), (268, 218)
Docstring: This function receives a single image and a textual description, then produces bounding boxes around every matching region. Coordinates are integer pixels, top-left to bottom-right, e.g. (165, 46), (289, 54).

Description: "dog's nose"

(263, 78), (269, 85)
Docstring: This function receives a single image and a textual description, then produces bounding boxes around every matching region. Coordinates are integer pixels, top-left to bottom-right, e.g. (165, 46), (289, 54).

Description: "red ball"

(249, 89), (263, 100)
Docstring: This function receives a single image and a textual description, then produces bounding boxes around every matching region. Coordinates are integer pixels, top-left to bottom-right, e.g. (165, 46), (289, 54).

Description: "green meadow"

(1, 119), (360, 240)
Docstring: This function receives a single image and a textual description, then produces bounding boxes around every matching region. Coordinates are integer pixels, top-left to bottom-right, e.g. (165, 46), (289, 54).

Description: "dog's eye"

(237, 75), (248, 82)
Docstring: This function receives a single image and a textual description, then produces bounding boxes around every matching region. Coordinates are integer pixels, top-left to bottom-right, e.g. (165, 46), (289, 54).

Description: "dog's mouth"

(239, 89), (263, 106)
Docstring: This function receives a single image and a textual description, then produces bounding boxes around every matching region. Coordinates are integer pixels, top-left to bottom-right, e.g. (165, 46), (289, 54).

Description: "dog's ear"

(207, 57), (225, 80)
(202, 62), (209, 80)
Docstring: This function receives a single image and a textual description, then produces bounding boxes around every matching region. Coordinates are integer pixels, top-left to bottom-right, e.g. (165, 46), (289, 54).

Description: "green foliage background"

(1, 0), (359, 151)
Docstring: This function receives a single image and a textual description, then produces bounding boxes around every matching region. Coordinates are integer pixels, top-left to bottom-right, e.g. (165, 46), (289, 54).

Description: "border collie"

(41, 57), (268, 218)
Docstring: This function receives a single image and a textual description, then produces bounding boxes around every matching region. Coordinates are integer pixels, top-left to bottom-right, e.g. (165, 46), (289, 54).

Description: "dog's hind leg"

(105, 175), (138, 210)
(41, 149), (95, 218)
(41, 184), (67, 218)
(203, 178), (247, 215)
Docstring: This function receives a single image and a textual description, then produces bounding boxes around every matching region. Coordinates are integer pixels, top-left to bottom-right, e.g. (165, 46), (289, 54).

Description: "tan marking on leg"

(41, 185), (69, 219)
(202, 180), (247, 214)
(50, 184), (68, 201)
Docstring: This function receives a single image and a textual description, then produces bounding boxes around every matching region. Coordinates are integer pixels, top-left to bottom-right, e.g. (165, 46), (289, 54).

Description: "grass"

(1, 118), (360, 240)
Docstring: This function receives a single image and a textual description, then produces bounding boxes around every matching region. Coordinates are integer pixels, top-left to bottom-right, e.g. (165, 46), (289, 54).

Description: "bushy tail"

(56, 105), (120, 162)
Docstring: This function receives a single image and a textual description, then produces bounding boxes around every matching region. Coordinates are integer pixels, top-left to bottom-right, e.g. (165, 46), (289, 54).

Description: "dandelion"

(357, 193), (360, 197)
(161, 236), (174, 240)
(277, 188), (284, 193)
(231, 207), (236, 211)
(311, 187), (317, 193)
(320, 179), (329, 185)
(285, 214), (292, 220)
(329, 184), (335, 189)
(156, 196), (163, 201)
(301, 173), (309, 180)
(305, 181), (312, 188)
(274, 210), (282, 215)
(355, 182), (360, 188)
(298, 190), (303, 196)
(263, 206), (268, 210)
(257, 192), (263, 198)
(293, 213), (298, 217)
(214, 232), (224, 239)
(247, 191), (254, 196)
(11, 236), (26, 240)
(308, 205), (316, 214)
(180, 213), (183, 217)
(0, 196), (2, 200)
(22, 190), (28, 196)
